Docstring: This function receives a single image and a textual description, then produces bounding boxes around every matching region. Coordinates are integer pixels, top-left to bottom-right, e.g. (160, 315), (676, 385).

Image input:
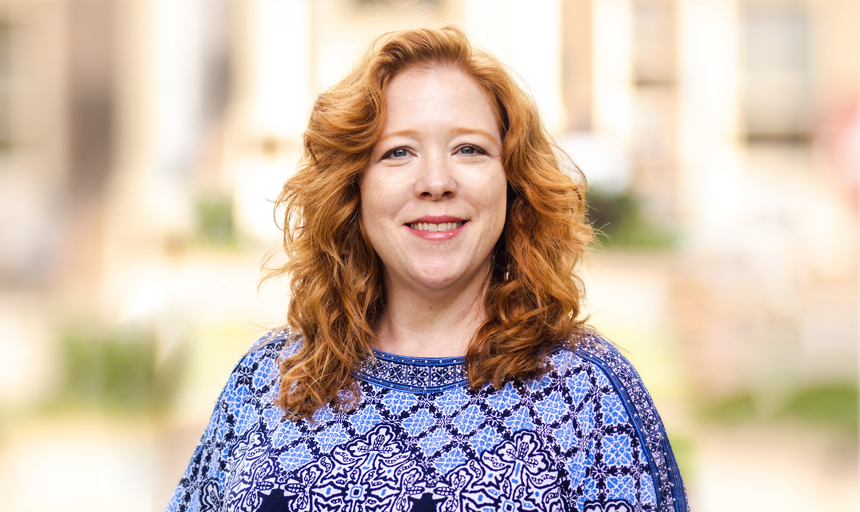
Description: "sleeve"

(165, 330), (290, 512)
(572, 339), (689, 512)
(165, 362), (249, 512)
(165, 385), (235, 511)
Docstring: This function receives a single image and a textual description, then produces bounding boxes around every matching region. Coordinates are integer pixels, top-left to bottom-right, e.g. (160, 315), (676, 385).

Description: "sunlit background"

(0, 0), (857, 510)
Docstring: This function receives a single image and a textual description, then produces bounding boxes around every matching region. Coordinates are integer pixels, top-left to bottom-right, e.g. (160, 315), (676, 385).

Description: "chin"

(415, 276), (461, 291)
(413, 268), (485, 292)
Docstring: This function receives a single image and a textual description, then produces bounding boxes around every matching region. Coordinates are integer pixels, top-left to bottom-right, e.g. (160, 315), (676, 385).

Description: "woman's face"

(360, 65), (507, 297)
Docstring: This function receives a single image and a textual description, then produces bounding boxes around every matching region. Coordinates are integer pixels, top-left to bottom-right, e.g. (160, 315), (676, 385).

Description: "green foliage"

(701, 383), (859, 440)
(775, 384), (858, 434)
(51, 328), (183, 416)
(196, 195), (236, 246)
(667, 434), (695, 480)
(700, 392), (758, 425)
(586, 189), (676, 249)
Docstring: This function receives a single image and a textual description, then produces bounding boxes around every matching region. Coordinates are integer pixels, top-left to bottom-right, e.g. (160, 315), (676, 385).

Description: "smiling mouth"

(407, 221), (465, 232)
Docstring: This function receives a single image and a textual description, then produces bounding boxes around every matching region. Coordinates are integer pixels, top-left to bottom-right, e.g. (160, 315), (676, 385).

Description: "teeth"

(409, 221), (463, 232)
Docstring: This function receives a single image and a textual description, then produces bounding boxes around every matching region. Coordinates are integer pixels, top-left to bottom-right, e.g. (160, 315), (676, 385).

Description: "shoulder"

(559, 332), (649, 394)
(242, 326), (304, 365)
(219, 328), (302, 403)
(547, 331), (654, 404)
(557, 332), (669, 455)
(245, 326), (299, 354)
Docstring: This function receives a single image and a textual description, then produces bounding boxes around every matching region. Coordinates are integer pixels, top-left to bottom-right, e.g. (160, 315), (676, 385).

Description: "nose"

(414, 152), (456, 199)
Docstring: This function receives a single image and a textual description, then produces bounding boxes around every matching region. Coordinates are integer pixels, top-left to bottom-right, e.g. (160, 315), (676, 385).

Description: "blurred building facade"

(0, 1), (857, 511)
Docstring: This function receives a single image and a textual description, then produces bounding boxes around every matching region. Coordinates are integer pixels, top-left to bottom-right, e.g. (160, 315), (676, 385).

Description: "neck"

(374, 274), (490, 358)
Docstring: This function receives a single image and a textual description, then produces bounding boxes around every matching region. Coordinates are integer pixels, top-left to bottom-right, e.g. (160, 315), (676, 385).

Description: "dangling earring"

(493, 251), (510, 281)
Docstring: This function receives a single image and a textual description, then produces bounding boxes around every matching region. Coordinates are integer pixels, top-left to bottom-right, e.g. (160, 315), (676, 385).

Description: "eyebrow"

(376, 127), (501, 144)
(451, 127), (500, 142)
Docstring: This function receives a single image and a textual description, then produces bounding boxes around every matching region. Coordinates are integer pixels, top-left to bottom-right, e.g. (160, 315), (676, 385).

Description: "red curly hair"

(268, 25), (592, 420)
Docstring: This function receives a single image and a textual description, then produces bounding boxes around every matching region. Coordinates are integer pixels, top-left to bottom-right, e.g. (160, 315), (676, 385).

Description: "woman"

(168, 26), (688, 512)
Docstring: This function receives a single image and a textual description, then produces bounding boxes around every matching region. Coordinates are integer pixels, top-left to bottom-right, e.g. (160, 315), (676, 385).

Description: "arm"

(165, 330), (290, 512)
(165, 384), (235, 512)
(571, 336), (689, 512)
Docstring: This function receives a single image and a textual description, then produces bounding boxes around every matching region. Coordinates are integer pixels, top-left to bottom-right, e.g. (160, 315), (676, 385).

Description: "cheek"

(492, 195), (507, 236)
(359, 170), (405, 246)
(469, 176), (507, 247)
(359, 170), (386, 218)
(358, 175), (380, 245)
(487, 174), (508, 231)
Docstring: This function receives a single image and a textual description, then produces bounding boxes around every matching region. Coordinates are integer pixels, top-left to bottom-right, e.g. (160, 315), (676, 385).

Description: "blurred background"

(0, 0), (856, 510)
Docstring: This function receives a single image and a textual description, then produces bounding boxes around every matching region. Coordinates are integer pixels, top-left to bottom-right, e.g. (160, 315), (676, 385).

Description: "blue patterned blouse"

(167, 329), (688, 512)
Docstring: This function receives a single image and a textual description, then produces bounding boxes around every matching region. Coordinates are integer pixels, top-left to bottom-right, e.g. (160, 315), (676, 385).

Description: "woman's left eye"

(458, 145), (485, 155)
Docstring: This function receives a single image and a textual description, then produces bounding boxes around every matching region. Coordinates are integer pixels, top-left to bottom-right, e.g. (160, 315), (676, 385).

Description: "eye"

(383, 148), (410, 159)
(457, 145), (486, 156)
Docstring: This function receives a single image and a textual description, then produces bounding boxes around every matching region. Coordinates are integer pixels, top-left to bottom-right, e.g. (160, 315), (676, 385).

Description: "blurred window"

(356, 0), (441, 7)
(742, 0), (811, 145)
(561, 0), (593, 131)
(201, 1), (232, 124)
(630, 0), (679, 224)
(66, 1), (115, 198)
(633, 0), (676, 88)
(0, 16), (11, 152)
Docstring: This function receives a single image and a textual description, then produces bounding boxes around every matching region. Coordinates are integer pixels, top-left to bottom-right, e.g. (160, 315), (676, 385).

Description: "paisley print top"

(166, 329), (688, 512)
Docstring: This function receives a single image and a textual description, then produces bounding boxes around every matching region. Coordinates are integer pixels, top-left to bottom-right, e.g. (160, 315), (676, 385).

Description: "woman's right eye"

(383, 148), (409, 159)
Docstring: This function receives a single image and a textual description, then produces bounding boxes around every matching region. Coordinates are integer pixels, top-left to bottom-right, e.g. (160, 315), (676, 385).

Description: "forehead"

(383, 64), (502, 136)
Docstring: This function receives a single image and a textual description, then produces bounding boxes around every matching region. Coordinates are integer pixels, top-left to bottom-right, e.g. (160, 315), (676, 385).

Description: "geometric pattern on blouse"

(166, 329), (689, 512)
